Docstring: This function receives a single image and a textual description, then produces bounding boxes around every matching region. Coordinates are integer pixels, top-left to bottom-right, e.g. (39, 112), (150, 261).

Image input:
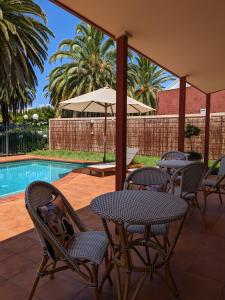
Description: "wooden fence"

(49, 114), (225, 159)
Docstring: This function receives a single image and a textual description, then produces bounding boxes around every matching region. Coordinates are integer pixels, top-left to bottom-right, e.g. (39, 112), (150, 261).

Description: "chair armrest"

(170, 169), (181, 195)
(213, 174), (225, 188)
(204, 159), (220, 178)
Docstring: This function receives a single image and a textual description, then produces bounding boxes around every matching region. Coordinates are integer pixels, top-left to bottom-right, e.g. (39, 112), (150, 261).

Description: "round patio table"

(157, 159), (197, 169)
(91, 190), (188, 300)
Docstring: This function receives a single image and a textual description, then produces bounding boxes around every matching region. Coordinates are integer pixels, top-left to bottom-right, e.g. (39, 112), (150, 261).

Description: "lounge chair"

(200, 155), (225, 213)
(25, 181), (111, 300)
(88, 147), (139, 177)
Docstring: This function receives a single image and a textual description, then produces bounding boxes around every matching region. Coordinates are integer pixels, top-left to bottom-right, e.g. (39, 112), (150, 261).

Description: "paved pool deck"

(0, 155), (225, 299)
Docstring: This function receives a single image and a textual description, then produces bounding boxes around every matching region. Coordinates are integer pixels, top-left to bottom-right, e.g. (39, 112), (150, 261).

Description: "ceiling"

(51, 0), (225, 94)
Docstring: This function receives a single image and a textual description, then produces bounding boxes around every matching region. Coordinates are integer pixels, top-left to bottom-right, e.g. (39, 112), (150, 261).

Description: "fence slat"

(49, 115), (225, 159)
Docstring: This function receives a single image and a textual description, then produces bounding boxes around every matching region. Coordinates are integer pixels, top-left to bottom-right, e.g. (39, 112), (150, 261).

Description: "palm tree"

(0, 0), (53, 123)
(45, 23), (115, 109)
(129, 56), (175, 111)
(0, 82), (34, 123)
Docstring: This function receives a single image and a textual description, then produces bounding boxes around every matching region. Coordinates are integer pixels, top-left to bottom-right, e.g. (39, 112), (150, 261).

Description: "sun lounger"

(88, 148), (139, 177)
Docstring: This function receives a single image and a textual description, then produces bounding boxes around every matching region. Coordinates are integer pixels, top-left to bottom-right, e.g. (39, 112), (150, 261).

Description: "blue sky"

(33, 0), (175, 107)
(34, 0), (80, 107)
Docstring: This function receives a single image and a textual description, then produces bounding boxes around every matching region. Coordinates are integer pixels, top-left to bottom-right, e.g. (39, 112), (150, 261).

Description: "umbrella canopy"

(59, 87), (154, 114)
(59, 87), (154, 162)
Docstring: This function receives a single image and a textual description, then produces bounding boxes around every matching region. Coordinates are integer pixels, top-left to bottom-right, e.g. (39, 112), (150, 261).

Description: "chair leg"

(91, 264), (100, 300)
(115, 265), (122, 300)
(105, 250), (113, 286)
(163, 235), (170, 251)
(203, 190), (207, 214)
(218, 189), (223, 205)
(123, 272), (131, 300)
(50, 261), (57, 279)
(28, 253), (48, 300)
(194, 198), (206, 225)
(165, 262), (179, 299)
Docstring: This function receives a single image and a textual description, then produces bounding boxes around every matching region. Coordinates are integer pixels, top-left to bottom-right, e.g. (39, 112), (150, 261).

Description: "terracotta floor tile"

(188, 254), (225, 282)
(0, 278), (28, 300)
(0, 247), (13, 262)
(73, 286), (117, 300)
(175, 233), (206, 257)
(1, 234), (35, 254)
(200, 235), (225, 263)
(171, 252), (196, 274)
(9, 262), (44, 292)
(19, 244), (43, 264)
(0, 253), (36, 280)
(0, 155), (225, 299)
(178, 273), (224, 300)
(35, 274), (85, 300)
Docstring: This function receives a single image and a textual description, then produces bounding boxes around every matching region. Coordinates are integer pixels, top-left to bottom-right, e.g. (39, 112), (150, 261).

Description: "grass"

(31, 150), (160, 167)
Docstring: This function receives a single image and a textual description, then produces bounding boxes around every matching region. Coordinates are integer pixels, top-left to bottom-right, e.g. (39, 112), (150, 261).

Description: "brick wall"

(157, 87), (225, 115)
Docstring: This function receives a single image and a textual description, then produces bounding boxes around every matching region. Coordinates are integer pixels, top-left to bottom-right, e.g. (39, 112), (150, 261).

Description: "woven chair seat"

(67, 231), (108, 264)
(202, 179), (218, 187)
(126, 223), (169, 236)
(173, 186), (196, 201)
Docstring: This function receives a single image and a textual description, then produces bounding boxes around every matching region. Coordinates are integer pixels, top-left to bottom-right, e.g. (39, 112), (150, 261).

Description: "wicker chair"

(171, 162), (207, 215)
(160, 151), (187, 161)
(200, 155), (225, 213)
(124, 167), (172, 242)
(25, 181), (110, 300)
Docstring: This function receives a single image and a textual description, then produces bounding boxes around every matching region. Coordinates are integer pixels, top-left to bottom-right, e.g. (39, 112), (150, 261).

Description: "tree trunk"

(1, 102), (9, 125)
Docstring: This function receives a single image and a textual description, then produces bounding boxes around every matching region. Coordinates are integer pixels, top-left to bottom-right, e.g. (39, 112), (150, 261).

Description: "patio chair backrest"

(124, 167), (172, 192)
(218, 155), (225, 176)
(25, 181), (86, 266)
(161, 151), (186, 161)
(126, 147), (139, 166)
(177, 163), (207, 195)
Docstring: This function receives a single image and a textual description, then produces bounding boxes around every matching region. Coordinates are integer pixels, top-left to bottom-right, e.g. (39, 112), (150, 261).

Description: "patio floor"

(0, 156), (225, 299)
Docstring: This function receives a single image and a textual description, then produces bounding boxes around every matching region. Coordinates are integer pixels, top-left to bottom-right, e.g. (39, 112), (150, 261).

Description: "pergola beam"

(204, 93), (211, 164)
(178, 76), (186, 152)
(116, 34), (128, 191)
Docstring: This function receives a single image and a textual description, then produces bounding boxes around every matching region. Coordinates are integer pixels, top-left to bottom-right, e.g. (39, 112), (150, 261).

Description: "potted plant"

(185, 124), (202, 160)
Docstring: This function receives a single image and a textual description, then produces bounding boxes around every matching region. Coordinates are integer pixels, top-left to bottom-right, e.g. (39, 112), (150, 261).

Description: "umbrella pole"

(103, 105), (107, 163)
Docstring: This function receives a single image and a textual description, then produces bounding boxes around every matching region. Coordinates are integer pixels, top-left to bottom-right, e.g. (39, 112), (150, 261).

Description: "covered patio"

(0, 164), (225, 299)
(1, 1), (225, 299)
(51, 0), (225, 189)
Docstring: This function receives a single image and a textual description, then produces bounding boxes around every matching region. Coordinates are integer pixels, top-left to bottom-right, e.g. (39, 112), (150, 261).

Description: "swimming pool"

(0, 159), (86, 197)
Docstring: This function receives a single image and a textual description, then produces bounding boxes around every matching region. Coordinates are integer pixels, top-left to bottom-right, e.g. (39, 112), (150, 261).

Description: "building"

(157, 79), (225, 115)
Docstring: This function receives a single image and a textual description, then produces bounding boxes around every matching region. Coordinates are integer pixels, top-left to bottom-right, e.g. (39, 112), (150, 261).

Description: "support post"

(204, 94), (211, 165)
(116, 35), (128, 191)
(178, 76), (186, 152)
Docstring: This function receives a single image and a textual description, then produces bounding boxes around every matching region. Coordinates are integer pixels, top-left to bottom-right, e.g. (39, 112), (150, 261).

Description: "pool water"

(0, 159), (86, 197)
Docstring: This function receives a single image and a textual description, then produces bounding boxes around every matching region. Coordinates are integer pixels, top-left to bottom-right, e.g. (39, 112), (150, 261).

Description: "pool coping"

(0, 154), (98, 202)
(0, 154), (99, 165)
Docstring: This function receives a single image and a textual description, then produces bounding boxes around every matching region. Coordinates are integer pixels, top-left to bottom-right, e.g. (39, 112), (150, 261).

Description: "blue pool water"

(0, 159), (86, 197)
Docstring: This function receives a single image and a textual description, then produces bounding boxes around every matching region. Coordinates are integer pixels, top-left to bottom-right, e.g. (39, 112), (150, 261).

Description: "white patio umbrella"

(60, 87), (154, 162)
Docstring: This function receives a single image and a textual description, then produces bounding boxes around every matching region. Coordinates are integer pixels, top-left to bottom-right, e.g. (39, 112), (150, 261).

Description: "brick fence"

(49, 114), (225, 159)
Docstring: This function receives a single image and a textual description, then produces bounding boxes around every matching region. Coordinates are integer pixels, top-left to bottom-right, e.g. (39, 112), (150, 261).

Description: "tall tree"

(0, 0), (53, 123)
(128, 56), (174, 111)
(45, 23), (115, 109)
